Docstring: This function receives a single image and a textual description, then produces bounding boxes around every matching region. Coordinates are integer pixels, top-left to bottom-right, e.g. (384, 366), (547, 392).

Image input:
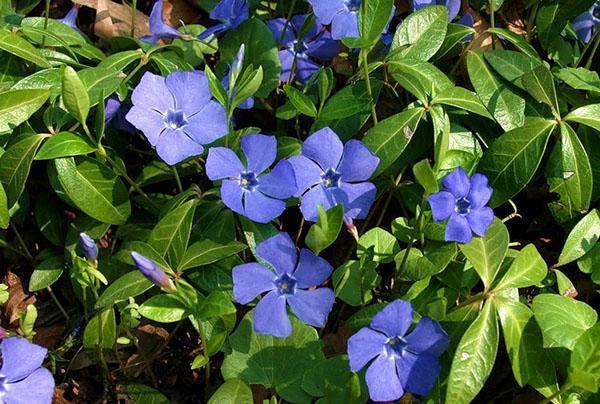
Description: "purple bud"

(344, 217), (359, 241)
(131, 252), (176, 292)
(79, 232), (98, 260)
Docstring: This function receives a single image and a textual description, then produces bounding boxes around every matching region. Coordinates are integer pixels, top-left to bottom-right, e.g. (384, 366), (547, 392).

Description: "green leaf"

(0, 88), (50, 133)
(283, 85), (317, 117)
(522, 65), (559, 116)
(83, 307), (116, 349)
(232, 66), (262, 108)
(240, 217), (278, 257)
(390, 5), (448, 62)
(493, 244), (547, 291)
(487, 28), (539, 59)
(357, 227), (400, 264)
(532, 294), (597, 349)
(459, 218), (508, 289)
(62, 66), (90, 124)
(139, 294), (189, 323)
(21, 17), (86, 46)
(556, 68), (600, 92)
(333, 260), (380, 306)
(434, 23), (474, 60)
(118, 241), (172, 270)
(178, 240), (246, 271)
(483, 50), (542, 90)
(221, 311), (325, 403)
(343, 0), (394, 48)
(208, 379), (253, 404)
(126, 384), (170, 404)
(305, 204), (344, 255)
(569, 323), (600, 392)
(148, 200), (196, 268)
(35, 132), (96, 160)
(54, 157), (131, 225)
(467, 51), (525, 131)
(0, 28), (50, 68)
(302, 355), (367, 403)
(0, 184), (7, 229)
(197, 291), (236, 320)
(388, 59), (453, 102)
(446, 301), (499, 404)
(79, 66), (123, 107)
(431, 86), (493, 119)
(565, 104), (600, 133)
(362, 108), (424, 176)
(558, 209), (600, 266)
(397, 242), (456, 281)
(29, 255), (63, 292)
(413, 159), (439, 195)
(95, 271), (152, 309)
(478, 118), (556, 207)
(0, 134), (46, 208)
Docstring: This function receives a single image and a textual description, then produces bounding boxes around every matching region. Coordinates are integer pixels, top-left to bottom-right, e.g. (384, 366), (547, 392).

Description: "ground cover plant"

(0, 0), (599, 402)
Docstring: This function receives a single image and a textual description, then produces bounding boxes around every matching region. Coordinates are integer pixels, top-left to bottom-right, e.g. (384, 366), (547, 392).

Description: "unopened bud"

(131, 252), (176, 292)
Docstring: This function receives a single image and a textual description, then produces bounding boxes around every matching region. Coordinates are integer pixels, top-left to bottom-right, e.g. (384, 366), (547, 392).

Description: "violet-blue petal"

(241, 134), (276, 174)
(258, 160), (297, 199)
(573, 11), (594, 42)
(232, 263), (275, 304)
(105, 97), (121, 123)
(457, 11), (474, 28)
(442, 166), (470, 198)
(399, 353), (442, 396)
(370, 299), (413, 338)
(291, 14), (320, 39)
(295, 55), (321, 84)
(256, 233), (297, 275)
(288, 155), (322, 196)
(2, 367), (55, 404)
(125, 106), (164, 146)
(0, 337), (48, 383)
(467, 173), (493, 208)
(206, 147), (245, 180)
(467, 206), (494, 237)
(445, 212), (472, 243)
(287, 288), (334, 328)
(278, 48), (296, 82)
(302, 127), (344, 171)
(404, 317), (449, 356)
(220, 179), (245, 216)
(243, 191), (287, 223)
(333, 181), (377, 220)
(299, 185), (336, 222)
(149, 0), (181, 39)
(428, 191), (455, 222)
(79, 232), (98, 260)
(267, 18), (295, 47)
(308, 0), (347, 25)
(210, 0), (249, 28)
(131, 72), (174, 112)
(444, 0), (461, 21)
(331, 10), (360, 40)
(184, 101), (228, 145)
(365, 354), (404, 402)
(293, 248), (333, 288)
(306, 31), (340, 60)
(197, 23), (229, 39)
(155, 129), (204, 165)
(337, 140), (379, 182)
(253, 290), (292, 338)
(58, 5), (82, 34)
(347, 327), (388, 372)
(166, 71), (212, 115)
(140, 34), (160, 44)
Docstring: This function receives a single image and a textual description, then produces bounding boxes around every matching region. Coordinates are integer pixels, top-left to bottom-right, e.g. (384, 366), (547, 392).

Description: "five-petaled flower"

(347, 300), (448, 402)
(289, 127), (379, 223)
(141, 0), (182, 44)
(206, 134), (297, 223)
(267, 14), (339, 84)
(125, 70), (228, 165)
(573, 1), (600, 43)
(232, 232), (335, 338)
(197, 0), (249, 40)
(428, 167), (494, 244)
(307, 0), (361, 39)
(0, 337), (55, 404)
(131, 252), (176, 292)
(79, 232), (98, 260)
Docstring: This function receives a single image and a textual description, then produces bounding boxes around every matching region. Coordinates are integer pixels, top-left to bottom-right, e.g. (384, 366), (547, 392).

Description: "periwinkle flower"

(79, 232), (98, 260)
(307, 0), (362, 39)
(428, 167), (494, 244)
(206, 134), (297, 223)
(0, 337), (55, 404)
(267, 14), (339, 84)
(131, 252), (176, 292)
(58, 4), (82, 34)
(573, 1), (600, 43)
(347, 300), (448, 402)
(232, 232), (335, 338)
(141, 0), (182, 44)
(197, 0), (249, 40)
(105, 96), (135, 134)
(125, 70), (228, 165)
(222, 44), (254, 109)
(289, 127), (379, 223)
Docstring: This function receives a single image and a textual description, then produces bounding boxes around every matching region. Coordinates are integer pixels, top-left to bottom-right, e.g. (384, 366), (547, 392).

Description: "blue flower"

(222, 44), (254, 109)
(0, 337), (55, 404)
(307, 0), (361, 39)
(105, 96), (136, 134)
(289, 127), (379, 223)
(232, 232), (335, 338)
(131, 252), (176, 292)
(428, 167), (494, 244)
(347, 300), (448, 402)
(141, 0), (182, 44)
(197, 0), (249, 40)
(267, 14), (339, 84)
(125, 70), (228, 165)
(58, 4), (83, 35)
(573, 1), (600, 43)
(79, 232), (98, 260)
(206, 134), (297, 223)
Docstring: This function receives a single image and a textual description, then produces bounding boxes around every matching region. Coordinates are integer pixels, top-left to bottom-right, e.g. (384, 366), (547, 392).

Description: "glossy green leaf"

(333, 260), (380, 306)
(83, 307), (116, 349)
(62, 66), (89, 124)
(565, 104), (600, 133)
(357, 227), (400, 264)
(522, 65), (559, 115)
(29, 255), (64, 292)
(21, 17), (86, 46)
(197, 291), (236, 320)
(126, 384), (170, 404)
(178, 240), (245, 271)
(483, 50), (542, 90)
(305, 204), (344, 255)
(558, 209), (600, 266)
(95, 271), (153, 309)
(487, 28), (539, 59)
(388, 59), (453, 102)
(431, 86), (493, 119)
(434, 23), (474, 60)
(208, 379), (253, 404)
(569, 323), (600, 392)
(35, 132), (96, 160)
(343, 0), (394, 47)
(0, 183), (7, 229)
(283, 85), (317, 117)
(302, 355), (367, 403)
(0, 88), (50, 133)
(0, 28), (50, 68)
(493, 244), (547, 291)
(391, 5), (448, 62)
(148, 200), (196, 267)
(556, 68), (600, 92)
(139, 294), (189, 323)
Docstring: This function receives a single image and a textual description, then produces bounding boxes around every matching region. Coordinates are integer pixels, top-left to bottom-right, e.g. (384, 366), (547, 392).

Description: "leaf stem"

(490, 1), (496, 50)
(131, 0), (137, 38)
(539, 382), (571, 404)
(172, 166), (183, 193)
(360, 48), (378, 124)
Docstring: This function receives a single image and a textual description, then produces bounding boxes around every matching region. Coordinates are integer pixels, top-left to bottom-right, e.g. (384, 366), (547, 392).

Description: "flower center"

(384, 336), (408, 358)
(593, 4), (600, 20)
(344, 0), (361, 12)
(455, 197), (471, 215)
(288, 39), (308, 55)
(164, 109), (188, 130)
(274, 273), (297, 295)
(239, 171), (258, 191)
(321, 168), (341, 188)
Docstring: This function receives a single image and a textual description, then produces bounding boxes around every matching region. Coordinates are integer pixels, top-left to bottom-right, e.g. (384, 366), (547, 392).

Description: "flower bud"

(131, 252), (176, 292)
(344, 217), (359, 241)
(229, 43), (245, 88)
(79, 232), (98, 260)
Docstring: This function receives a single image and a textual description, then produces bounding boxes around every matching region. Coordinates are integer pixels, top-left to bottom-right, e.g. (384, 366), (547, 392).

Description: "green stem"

(360, 48), (378, 124)
(91, 286), (109, 374)
(42, 0), (50, 47)
(10, 223), (33, 261)
(490, 1), (496, 50)
(172, 166), (183, 193)
(121, 56), (149, 86)
(104, 155), (159, 209)
(395, 199), (427, 282)
(584, 33), (600, 70)
(448, 292), (485, 314)
(539, 382), (571, 404)
(131, 0), (137, 38)
(278, 0), (297, 45)
(575, 30), (598, 67)
(47, 286), (69, 320)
